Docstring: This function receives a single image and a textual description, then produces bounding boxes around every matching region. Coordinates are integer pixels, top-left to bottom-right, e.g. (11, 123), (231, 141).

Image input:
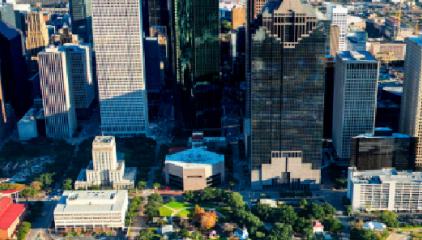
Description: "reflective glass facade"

(250, 0), (329, 187)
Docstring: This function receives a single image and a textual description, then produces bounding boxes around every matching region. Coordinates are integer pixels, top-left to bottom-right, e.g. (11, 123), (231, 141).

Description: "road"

(27, 200), (56, 240)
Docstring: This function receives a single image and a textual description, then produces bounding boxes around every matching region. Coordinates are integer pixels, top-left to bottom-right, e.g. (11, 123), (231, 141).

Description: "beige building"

(26, 11), (48, 55)
(368, 41), (406, 62)
(232, 5), (246, 29)
(75, 136), (136, 189)
(253, 151), (320, 187)
(164, 147), (225, 191)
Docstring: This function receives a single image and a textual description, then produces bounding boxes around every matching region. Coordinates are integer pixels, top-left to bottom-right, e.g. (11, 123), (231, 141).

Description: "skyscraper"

(400, 37), (422, 169)
(61, 43), (94, 116)
(92, 0), (149, 136)
(0, 21), (32, 120)
(249, 0), (329, 189)
(326, 4), (348, 51)
(38, 47), (77, 139)
(69, 0), (92, 43)
(25, 11), (48, 55)
(332, 51), (379, 159)
(173, 0), (220, 128)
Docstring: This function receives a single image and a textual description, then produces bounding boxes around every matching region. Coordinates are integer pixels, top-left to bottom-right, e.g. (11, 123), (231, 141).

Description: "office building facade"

(348, 167), (422, 211)
(25, 11), (48, 55)
(92, 0), (149, 136)
(69, 0), (92, 42)
(0, 21), (32, 120)
(333, 51), (379, 159)
(400, 37), (422, 169)
(249, 0), (329, 189)
(326, 4), (348, 51)
(351, 128), (416, 171)
(173, 0), (220, 129)
(38, 47), (77, 139)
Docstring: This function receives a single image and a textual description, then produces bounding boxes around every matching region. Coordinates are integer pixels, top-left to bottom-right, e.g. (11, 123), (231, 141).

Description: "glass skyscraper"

(173, 0), (220, 129)
(69, 0), (92, 42)
(249, 0), (329, 189)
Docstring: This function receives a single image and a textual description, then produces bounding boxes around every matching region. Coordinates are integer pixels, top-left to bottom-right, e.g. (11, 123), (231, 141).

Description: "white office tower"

(333, 51), (379, 159)
(75, 136), (136, 189)
(61, 43), (94, 111)
(400, 37), (422, 169)
(327, 4), (348, 51)
(91, 0), (149, 136)
(38, 47), (77, 139)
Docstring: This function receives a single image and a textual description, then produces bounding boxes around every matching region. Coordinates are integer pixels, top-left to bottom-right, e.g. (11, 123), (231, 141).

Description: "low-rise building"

(351, 128), (416, 171)
(75, 136), (136, 190)
(53, 190), (128, 231)
(347, 167), (422, 211)
(0, 197), (25, 239)
(164, 147), (225, 191)
(17, 108), (39, 141)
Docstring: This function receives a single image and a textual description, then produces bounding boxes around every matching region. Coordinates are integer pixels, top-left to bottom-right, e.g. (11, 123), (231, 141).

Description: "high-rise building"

(400, 36), (422, 169)
(69, 0), (92, 42)
(92, 0), (149, 136)
(75, 136), (136, 189)
(0, 3), (26, 32)
(326, 4), (348, 51)
(249, 0), (329, 189)
(351, 128), (416, 171)
(25, 11), (48, 55)
(60, 43), (94, 115)
(173, 0), (220, 128)
(147, 0), (168, 29)
(38, 47), (77, 139)
(333, 51), (379, 159)
(0, 21), (32, 120)
(232, 5), (246, 29)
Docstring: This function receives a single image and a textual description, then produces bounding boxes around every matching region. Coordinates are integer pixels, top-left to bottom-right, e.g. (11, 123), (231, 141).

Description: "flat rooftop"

(54, 190), (127, 214)
(351, 168), (422, 184)
(338, 51), (377, 62)
(165, 147), (224, 166)
(408, 36), (422, 46)
(93, 136), (115, 144)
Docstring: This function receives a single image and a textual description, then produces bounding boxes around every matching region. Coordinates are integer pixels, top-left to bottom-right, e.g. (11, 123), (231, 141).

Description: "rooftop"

(350, 168), (422, 184)
(93, 136), (115, 145)
(54, 190), (128, 214)
(165, 147), (224, 166)
(408, 36), (422, 46)
(354, 127), (411, 139)
(338, 51), (377, 62)
(0, 197), (25, 230)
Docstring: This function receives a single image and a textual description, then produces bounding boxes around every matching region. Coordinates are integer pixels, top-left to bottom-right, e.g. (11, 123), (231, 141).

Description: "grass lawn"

(159, 207), (173, 217)
(159, 201), (192, 217)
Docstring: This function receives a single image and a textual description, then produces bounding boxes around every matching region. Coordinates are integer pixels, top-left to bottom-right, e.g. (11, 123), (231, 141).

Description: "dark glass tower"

(69, 0), (92, 42)
(173, 0), (220, 130)
(249, 0), (329, 188)
(0, 22), (32, 120)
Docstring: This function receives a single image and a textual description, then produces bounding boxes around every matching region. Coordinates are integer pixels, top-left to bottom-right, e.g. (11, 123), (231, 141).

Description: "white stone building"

(75, 136), (136, 190)
(54, 190), (128, 231)
(347, 167), (422, 211)
(92, 0), (149, 136)
(326, 4), (348, 51)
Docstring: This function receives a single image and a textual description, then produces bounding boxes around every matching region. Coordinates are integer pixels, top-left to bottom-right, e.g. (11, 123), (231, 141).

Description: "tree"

(308, 203), (325, 219)
(184, 191), (195, 202)
(323, 217), (343, 233)
(17, 222), (31, 240)
(268, 223), (293, 240)
(272, 205), (298, 225)
(153, 182), (161, 190)
(38, 172), (55, 189)
(294, 217), (312, 234)
(30, 181), (42, 191)
(378, 211), (399, 228)
(299, 199), (308, 209)
(252, 203), (273, 222)
(346, 205), (353, 216)
(137, 181), (147, 190)
(138, 228), (159, 240)
(321, 202), (336, 217)
(63, 178), (73, 190)
(227, 191), (245, 209)
(200, 211), (218, 230)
